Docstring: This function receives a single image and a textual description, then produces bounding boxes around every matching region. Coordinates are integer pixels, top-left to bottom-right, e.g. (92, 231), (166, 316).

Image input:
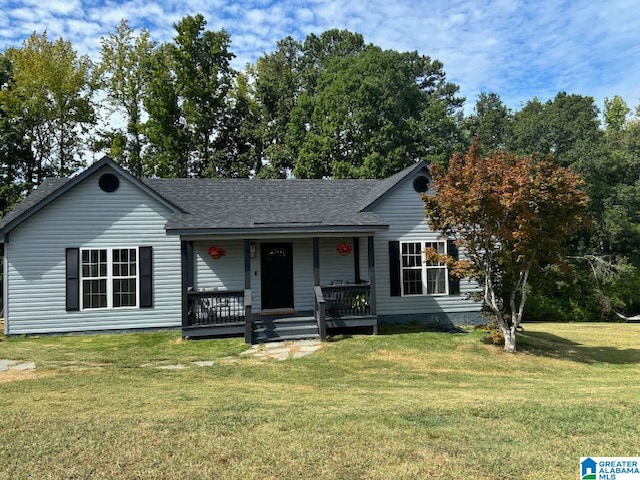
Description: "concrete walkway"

(0, 339), (324, 375)
(240, 339), (323, 361)
(153, 339), (323, 369)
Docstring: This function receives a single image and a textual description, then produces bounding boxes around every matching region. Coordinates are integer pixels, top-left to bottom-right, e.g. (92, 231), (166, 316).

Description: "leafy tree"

(299, 29), (366, 95)
(144, 14), (237, 177)
(521, 95), (640, 322)
(2, 32), (94, 182)
(603, 95), (630, 134)
(172, 14), (235, 176)
(465, 92), (512, 152)
(252, 36), (302, 178)
(206, 73), (263, 178)
(509, 92), (600, 168)
(143, 44), (191, 178)
(423, 144), (590, 351)
(253, 29), (463, 178)
(0, 54), (32, 216)
(293, 47), (422, 178)
(252, 30), (366, 178)
(96, 20), (155, 176)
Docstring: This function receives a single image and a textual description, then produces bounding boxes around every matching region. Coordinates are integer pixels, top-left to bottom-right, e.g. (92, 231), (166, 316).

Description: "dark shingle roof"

(144, 178), (387, 232)
(0, 177), (71, 231)
(1, 159), (429, 236)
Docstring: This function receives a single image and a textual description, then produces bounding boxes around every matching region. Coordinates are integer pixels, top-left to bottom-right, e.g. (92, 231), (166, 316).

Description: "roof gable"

(0, 157), (183, 240)
(359, 161), (431, 211)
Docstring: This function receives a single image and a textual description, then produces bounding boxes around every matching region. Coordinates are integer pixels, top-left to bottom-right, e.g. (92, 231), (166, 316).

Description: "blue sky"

(1, 0), (639, 115)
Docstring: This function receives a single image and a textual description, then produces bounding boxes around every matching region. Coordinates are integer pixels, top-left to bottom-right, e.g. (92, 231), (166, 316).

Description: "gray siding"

(6, 165), (181, 334)
(370, 173), (482, 319)
(193, 237), (363, 312)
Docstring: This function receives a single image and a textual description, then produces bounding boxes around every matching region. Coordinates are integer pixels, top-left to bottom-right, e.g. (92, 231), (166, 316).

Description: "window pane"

(426, 268), (447, 294)
(113, 248), (136, 278)
(113, 278), (136, 307)
(402, 242), (422, 268)
(82, 249), (107, 279)
(425, 241), (446, 266)
(402, 269), (423, 295)
(83, 279), (107, 309)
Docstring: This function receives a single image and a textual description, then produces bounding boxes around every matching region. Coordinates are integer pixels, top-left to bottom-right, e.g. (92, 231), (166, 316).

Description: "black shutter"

(447, 239), (460, 295)
(389, 241), (401, 297)
(66, 248), (80, 311)
(139, 246), (153, 308)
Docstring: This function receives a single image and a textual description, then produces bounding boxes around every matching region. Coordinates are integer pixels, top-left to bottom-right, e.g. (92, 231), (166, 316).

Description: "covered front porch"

(179, 235), (378, 343)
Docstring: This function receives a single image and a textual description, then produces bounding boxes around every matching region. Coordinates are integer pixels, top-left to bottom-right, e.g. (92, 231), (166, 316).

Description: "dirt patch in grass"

(0, 369), (53, 384)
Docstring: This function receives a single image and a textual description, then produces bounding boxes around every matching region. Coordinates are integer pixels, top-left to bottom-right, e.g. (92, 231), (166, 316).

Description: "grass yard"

(1, 322), (639, 479)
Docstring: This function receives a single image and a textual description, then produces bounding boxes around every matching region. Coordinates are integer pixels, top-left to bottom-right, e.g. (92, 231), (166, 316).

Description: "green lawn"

(1, 322), (639, 479)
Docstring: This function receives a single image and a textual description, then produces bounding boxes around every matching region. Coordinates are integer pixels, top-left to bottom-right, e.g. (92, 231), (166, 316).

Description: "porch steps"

(252, 316), (319, 343)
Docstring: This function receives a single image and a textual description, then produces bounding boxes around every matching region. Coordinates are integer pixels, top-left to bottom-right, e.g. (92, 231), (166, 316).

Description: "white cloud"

(0, 0), (639, 112)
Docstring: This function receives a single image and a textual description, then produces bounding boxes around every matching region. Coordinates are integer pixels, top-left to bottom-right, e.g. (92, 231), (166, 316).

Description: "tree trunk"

(503, 326), (517, 353)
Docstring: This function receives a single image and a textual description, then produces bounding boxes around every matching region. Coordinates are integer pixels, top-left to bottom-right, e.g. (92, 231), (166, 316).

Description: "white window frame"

(80, 247), (140, 310)
(400, 240), (449, 297)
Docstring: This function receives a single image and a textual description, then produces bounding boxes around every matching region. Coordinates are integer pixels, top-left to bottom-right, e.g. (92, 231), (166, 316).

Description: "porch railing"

(187, 289), (245, 326)
(321, 283), (371, 318)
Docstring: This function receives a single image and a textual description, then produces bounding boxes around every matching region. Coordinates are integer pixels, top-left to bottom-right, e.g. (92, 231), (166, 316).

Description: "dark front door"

(261, 243), (294, 310)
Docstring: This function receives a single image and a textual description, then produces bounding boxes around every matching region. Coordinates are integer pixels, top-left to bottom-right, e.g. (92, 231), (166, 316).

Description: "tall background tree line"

(1, 14), (640, 321)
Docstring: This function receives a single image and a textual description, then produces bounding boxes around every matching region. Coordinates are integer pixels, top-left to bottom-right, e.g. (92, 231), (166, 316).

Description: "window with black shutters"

(400, 240), (448, 296)
(80, 247), (138, 309)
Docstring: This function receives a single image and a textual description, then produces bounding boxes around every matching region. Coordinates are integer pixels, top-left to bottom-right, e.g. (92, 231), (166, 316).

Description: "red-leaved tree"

(423, 143), (590, 352)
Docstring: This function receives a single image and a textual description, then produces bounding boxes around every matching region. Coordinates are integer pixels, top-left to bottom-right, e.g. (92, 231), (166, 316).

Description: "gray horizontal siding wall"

(370, 173), (482, 319)
(6, 165), (181, 334)
(193, 237), (363, 312)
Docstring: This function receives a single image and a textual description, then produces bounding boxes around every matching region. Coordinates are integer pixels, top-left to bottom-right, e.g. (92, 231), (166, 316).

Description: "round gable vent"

(99, 173), (120, 193)
(412, 175), (429, 193)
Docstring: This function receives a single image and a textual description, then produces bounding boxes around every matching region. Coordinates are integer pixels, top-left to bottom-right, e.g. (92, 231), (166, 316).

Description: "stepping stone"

(292, 350), (315, 359)
(0, 360), (17, 371)
(12, 362), (36, 371)
(263, 347), (290, 355)
(156, 364), (187, 370)
(0, 360), (33, 371)
(192, 361), (215, 367)
(270, 352), (290, 361)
